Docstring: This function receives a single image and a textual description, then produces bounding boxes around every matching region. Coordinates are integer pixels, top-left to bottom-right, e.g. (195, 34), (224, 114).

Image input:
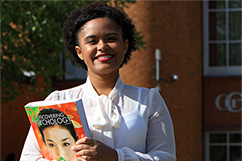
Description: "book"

(24, 98), (90, 161)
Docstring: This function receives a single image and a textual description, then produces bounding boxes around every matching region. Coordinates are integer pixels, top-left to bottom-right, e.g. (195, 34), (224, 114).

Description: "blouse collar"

(84, 76), (124, 100)
(83, 76), (123, 129)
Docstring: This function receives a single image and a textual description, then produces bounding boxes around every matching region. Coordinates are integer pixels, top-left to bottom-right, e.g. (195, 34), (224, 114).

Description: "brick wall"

(122, 1), (203, 161)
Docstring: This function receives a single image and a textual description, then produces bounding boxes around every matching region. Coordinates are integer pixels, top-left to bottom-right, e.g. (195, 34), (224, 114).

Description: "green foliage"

(1, 0), (145, 103)
(135, 30), (147, 50)
(25, 107), (39, 123)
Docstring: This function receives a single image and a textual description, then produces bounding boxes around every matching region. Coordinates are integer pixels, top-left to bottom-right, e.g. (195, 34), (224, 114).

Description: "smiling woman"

(75, 17), (129, 78)
(20, 2), (176, 161)
(63, 2), (136, 72)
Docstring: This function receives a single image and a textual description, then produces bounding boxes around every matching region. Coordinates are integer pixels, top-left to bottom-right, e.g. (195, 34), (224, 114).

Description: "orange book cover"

(24, 99), (90, 161)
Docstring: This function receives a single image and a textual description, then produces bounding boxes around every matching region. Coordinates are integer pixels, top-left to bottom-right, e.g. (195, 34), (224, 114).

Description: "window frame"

(202, 1), (242, 76)
(58, 51), (87, 81)
(204, 131), (242, 161)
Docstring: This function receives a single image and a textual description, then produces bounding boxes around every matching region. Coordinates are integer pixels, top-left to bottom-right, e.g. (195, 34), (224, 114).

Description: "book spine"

(75, 100), (91, 138)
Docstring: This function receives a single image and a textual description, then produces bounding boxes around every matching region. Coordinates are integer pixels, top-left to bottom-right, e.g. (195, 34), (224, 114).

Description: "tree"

(1, 0), (145, 102)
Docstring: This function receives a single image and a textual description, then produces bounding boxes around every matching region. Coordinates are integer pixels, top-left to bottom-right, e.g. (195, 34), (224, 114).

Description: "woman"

(37, 108), (78, 161)
(20, 2), (176, 161)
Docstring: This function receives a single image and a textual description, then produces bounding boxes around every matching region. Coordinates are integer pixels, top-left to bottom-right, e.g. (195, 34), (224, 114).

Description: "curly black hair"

(63, 2), (137, 70)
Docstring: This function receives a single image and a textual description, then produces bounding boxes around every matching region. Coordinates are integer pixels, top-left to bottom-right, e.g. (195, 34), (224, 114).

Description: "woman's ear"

(124, 39), (129, 55)
(75, 46), (84, 60)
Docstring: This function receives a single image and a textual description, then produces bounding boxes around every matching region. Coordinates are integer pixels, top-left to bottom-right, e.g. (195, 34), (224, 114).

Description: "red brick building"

(1, 1), (241, 161)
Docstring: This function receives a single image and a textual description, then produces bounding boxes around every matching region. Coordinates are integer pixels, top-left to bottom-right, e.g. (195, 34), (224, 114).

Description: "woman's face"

(75, 17), (129, 77)
(43, 125), (76, 161)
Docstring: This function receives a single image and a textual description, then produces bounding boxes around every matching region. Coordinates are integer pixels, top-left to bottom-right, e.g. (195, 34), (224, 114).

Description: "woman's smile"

(75, 17), (128, 76)
(95, 54), (114, 62)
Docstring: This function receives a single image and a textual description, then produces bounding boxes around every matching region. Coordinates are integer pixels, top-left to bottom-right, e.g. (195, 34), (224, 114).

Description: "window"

(64, 59), (87, 80)
(203, 0), (242, 76)
(59, 52), (87, 80)
(205, 131), (242, 161)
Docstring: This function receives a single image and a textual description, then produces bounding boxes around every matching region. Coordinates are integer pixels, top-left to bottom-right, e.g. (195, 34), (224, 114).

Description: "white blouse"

(20, 77), (176, 161)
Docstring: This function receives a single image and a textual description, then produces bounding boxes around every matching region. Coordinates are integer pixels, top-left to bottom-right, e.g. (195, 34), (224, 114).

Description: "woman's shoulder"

(122, 83), (162, 102)
(123, 83), (159, 95)
(45, 83), (86, 101)
(122, 84), (165, 114)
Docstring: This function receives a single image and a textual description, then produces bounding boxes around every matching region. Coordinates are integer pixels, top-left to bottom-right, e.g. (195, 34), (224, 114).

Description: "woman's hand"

(71, 137), (118, 161)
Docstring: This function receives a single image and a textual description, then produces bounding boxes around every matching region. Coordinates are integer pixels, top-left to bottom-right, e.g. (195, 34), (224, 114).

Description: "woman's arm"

(20, 91), (59, 161)
(115, 110), (176, 161)
(20, 127), (49, 161)
(116, 88), (176, 161)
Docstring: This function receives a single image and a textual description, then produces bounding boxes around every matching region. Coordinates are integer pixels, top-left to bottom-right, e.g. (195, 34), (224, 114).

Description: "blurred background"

(1, 0), (241, 161)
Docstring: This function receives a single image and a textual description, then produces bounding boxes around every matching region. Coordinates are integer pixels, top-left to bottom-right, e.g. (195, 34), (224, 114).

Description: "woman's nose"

(59, 147), (66, 158)
(97, 40), (108, 51)
(53, 147), (61, 159)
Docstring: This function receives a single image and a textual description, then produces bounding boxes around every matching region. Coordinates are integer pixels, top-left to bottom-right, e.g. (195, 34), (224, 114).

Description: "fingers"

(71, 138), (117, 161)
(71, 137), (97, 160)
(72, 144), (89, 151)
(73, 150), (95, 161)
(72, 137), (96, 152)
(76, 137), (95, 145)
(75, 155), (93, 161)
(76, 148), (98, 156)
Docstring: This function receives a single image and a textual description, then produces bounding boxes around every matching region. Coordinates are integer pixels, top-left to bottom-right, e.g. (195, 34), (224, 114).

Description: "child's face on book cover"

(43, 124), (76, 161)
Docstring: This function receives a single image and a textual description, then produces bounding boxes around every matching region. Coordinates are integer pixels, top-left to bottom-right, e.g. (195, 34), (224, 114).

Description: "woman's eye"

(87, 39), (97, 44)
(63, 142), (70, 147)
(48, 143), (55, 147)
(107, 37), (117, 42)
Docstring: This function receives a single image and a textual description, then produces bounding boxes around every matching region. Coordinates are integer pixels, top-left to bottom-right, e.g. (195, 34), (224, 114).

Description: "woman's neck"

(88, 72), (119, 96)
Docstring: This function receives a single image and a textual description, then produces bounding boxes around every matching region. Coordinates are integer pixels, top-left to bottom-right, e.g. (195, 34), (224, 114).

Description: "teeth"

(97, 55), (112, 59)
